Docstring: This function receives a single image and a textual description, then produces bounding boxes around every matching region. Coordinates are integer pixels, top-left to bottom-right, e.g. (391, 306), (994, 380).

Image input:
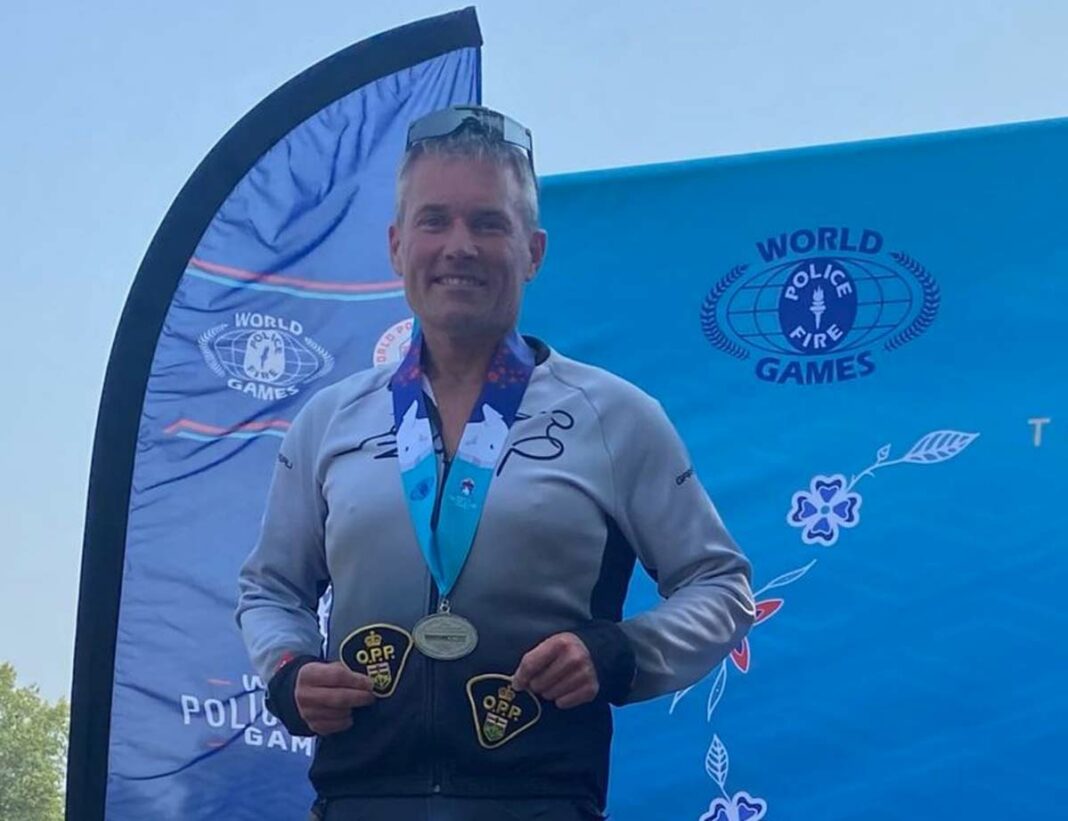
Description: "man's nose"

(442, 222), (477, 260)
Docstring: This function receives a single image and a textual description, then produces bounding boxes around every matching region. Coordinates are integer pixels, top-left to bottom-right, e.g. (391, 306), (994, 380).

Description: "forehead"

(403, 154), (521, 212)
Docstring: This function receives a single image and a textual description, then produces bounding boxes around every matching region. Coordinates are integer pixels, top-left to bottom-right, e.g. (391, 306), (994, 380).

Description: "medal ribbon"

(390, 328), (533, 599)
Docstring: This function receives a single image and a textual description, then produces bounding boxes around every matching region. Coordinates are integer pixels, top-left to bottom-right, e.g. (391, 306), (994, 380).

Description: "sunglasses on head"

(406, 105), (535, 173)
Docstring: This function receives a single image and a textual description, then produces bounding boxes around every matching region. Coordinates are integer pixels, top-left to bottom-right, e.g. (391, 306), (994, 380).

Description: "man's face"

(389, 154), (546, 340)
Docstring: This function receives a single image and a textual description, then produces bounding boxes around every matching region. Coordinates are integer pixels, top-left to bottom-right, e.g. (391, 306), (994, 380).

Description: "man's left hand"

(511, 632), (599, 709)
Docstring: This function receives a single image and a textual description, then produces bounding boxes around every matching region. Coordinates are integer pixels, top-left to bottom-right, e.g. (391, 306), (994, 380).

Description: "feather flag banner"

(68, 10), (481, 820)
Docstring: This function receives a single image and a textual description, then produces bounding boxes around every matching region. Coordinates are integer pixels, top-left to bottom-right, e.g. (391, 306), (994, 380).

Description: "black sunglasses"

(406, 105), (535, 172)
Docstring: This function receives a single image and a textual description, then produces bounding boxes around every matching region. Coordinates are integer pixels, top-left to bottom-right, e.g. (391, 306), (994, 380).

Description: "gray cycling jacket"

(236, 338), (755, 807)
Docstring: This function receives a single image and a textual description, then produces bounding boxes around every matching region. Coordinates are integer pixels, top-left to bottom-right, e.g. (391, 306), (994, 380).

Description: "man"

(237, 105), (755, 821)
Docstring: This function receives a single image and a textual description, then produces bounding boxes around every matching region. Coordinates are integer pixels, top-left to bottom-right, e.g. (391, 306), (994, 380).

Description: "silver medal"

(412, 603), (479, 661)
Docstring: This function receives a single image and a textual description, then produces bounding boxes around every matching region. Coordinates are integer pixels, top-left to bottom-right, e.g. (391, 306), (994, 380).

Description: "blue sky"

(2, 1), (1066, 700)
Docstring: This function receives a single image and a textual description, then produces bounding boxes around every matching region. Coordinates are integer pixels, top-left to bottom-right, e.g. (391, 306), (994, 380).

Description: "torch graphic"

(809, 286), (826, 329)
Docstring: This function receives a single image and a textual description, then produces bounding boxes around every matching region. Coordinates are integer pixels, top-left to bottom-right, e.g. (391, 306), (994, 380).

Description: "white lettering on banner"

(1028, 417), (1051, 447)
(783, 262), (854, 302)
(181, 695), (200, 725)
(178, 676), (311, 757)
(226, 378), (300, 401)
(204, 699), (225, 727)
(243, 726), (314, 755)
(234, 312), (304, 336)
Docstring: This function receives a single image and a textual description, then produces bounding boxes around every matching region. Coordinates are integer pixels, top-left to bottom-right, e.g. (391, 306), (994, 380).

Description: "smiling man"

(237, 105), (756, 821)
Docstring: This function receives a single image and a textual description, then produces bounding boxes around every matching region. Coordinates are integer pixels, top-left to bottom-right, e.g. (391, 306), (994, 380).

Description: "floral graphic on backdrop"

(670, 428), (979, 818)
(697, 736), (767, 821)
(787, 430), (979, 546)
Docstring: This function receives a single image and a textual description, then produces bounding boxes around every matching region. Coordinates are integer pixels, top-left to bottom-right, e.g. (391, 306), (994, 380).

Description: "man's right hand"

(295, 661), (375, 735)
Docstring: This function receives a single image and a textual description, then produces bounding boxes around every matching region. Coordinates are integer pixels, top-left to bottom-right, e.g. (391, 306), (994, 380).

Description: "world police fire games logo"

(701, 227), (940, 385)
(198, 312), (334, 401)
(372, 318), (414, 367)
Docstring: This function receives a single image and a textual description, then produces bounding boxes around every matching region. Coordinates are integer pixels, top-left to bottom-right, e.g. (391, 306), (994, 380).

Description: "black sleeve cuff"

(265, 654), (320, 737)
(571, 620), (637, 706)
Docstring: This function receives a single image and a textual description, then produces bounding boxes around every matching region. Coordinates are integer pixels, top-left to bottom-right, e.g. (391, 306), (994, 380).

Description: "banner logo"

(701, 227), (940, 385)
(373, 318), (414, 367)
(199, 312), (334, 401)
(180, 673), (313, 758)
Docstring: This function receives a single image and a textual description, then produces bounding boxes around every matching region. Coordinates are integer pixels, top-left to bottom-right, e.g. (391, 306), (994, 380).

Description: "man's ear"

(388, 223), (403, 277)
(526, 228), (548, 282)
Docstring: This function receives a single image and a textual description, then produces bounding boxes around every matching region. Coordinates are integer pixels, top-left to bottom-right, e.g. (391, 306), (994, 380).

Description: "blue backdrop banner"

(526, 116), (1067, 820)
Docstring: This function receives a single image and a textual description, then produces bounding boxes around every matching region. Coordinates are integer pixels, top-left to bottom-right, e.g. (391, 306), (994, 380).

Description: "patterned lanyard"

(390, 329), (534, 601)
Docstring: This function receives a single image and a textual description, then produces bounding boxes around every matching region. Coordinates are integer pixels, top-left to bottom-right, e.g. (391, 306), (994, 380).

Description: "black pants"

(315, 796), (605, 821)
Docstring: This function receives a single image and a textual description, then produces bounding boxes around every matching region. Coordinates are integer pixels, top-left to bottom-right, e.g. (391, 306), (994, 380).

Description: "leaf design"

(705, 734), (729, 787)
(304, 337), (336, 379)
(885, 252), (941, 352)
(706, 662), (728, 721)
(668, 684), (695, 715)
(903, 430), (979, 464)
(756, 559), (817, 595)
(197, 324), (227, 377)
(700, 265), (750, 361)
(877, 444), (891, 462)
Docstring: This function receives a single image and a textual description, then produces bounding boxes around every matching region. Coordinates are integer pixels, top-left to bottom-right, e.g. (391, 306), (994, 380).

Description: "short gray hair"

(395, 128), (540, 231)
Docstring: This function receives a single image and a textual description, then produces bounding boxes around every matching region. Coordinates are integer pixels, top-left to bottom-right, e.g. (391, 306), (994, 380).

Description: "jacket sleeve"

(605, 390), (756, 704)
(235, 395), (331, 687)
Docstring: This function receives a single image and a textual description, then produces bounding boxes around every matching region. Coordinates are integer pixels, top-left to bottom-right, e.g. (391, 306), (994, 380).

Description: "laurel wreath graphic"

(197, 324), (228, 377)
(304, 337), (336, 380)
(700, 265), (750, 360)
(885, 252), (940, 351)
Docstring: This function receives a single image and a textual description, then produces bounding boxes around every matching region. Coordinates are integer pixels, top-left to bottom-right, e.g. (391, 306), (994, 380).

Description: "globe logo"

(215, 328), (322, 387)
(702, 227), (940, 385)
(199, 312), (335, 401)
(241, 330), (286, 383)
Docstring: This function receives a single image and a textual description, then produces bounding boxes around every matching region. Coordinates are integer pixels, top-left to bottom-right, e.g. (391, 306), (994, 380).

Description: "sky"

(1, 0), (1066, 701)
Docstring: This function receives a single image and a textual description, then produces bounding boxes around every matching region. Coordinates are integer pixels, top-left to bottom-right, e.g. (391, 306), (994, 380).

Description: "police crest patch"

(466, 674), (542, 749)
(339, 624), (413, 698)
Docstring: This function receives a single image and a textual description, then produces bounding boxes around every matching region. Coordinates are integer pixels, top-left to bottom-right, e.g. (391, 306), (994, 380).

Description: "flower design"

(786, 431), (978, 547)
(787, 473), (861, 546)
(729, 599), (782, 673)
(699, 791), (768, 821)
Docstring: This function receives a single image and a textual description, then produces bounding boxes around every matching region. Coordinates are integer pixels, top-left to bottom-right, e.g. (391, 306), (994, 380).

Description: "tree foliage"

(0, 663), (69, 821)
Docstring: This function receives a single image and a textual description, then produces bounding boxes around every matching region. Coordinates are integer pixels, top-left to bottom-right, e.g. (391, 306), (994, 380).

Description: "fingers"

(528, 652), (583, 696)
(299, 661), (373, 691)
(511, 635), (563, 692)
(540, 670), (592, 703)
(300, 684), (376, 711)
(512, 633), (600, 709)
(552, 677), (600, 710)
(295, 662), (375, 735)
(303, 713), (353, 735)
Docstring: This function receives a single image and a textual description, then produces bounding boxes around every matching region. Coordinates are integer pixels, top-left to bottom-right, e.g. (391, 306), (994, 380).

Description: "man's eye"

(475, 218), (507, 232)
(419, 215), (446, 228)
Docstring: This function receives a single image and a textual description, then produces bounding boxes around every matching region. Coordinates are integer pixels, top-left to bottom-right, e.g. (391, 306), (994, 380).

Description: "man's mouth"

(433, 275), (485, 287)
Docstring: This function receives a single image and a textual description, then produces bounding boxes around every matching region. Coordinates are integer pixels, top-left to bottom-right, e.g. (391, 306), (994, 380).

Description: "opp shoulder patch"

(466, 674), (542, 749)
(339, 623), (413, 698)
